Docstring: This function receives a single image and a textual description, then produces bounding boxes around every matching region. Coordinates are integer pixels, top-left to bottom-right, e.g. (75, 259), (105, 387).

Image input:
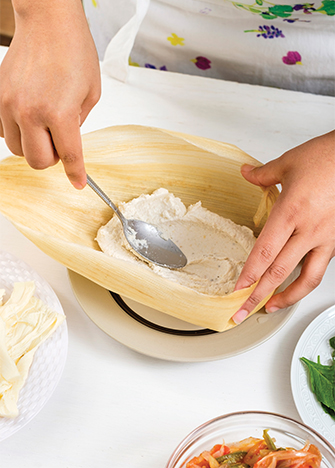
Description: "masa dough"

(97, 189), (256, 296)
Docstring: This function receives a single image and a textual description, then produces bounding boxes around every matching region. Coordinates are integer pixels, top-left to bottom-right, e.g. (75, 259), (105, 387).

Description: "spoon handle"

(86, 175), (125, 222)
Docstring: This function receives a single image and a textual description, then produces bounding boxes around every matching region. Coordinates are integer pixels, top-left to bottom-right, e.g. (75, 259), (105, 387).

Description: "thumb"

(241, 161), (282, 188)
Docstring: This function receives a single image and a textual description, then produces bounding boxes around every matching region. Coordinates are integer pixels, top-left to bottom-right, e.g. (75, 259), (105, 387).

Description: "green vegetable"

(330, 336), (335, 351)
(300, 335), (335, 420)
(216, 451), (247, 464)
(263, 429), (276, 451)
(219, 464), (250, 468)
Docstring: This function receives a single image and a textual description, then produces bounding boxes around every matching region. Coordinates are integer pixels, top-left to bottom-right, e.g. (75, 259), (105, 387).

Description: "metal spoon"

(86, 175), (187, 269)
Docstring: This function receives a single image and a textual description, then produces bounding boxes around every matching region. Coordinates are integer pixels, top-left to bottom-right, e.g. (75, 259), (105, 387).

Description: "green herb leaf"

(300, 357), (335, 410)
(321, 402), (335, 419)
(300, 335), (335, 419)
(329, 336), (335, 350)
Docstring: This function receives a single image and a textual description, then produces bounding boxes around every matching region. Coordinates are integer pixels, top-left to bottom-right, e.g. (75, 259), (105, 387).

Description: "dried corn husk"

(0, 125), (279, 331)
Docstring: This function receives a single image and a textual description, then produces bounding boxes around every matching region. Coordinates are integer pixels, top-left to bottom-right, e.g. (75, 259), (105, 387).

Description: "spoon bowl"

(86, 175), (187, 269)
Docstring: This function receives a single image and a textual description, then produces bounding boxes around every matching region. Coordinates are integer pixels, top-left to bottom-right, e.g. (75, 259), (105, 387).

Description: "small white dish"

(291, 305), (335, 446)
(0, 251), (68, 441)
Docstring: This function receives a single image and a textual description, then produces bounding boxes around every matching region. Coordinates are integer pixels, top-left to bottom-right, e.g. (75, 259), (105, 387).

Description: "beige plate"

(68, 266), (300, 362)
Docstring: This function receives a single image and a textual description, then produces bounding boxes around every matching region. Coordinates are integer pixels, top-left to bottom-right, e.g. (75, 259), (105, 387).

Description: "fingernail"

(241, 164), (256, 173)
(265, 306), (279, 314)
(232, 309), (249, 324)
(72, 181), (86, 190)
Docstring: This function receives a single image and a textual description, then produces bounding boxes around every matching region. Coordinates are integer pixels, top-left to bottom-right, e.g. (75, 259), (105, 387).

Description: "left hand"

(232, 131), (335, 324)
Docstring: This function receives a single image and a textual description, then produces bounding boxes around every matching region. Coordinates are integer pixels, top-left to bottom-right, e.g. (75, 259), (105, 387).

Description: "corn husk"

(0, 125), (279, 331)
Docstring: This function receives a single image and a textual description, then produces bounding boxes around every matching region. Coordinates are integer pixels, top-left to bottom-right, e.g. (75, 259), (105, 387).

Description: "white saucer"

(68, 266), (300, 362)
(291, 305), (335, 446)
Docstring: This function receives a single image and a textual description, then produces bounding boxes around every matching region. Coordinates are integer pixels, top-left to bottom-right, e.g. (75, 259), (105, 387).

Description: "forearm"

(12, 0), (85, 19)
(11, 0), (89, 44)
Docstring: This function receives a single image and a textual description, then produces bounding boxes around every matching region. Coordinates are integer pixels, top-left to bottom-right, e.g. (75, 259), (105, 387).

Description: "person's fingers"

(232, 233), (312, 324)
(265, 246), (332, 312)
(49, 117), (86, 189)
(241, 159), (284, 188)
(79, 86), (101, 126)
(234, 199), (296, 292)
(0, 118), (4, 138)
(20, 125), (59, 169)
(1, 118), (24, 156)
(79, 104), (91, 127)
(231, 132), (335, 325)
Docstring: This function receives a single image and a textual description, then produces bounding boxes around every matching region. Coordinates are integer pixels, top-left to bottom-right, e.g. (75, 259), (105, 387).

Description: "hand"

(232, 131), (335, 324)
(0, 0), (101, 189)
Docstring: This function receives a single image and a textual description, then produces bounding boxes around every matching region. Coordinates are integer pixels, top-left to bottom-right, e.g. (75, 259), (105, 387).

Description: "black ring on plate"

(109, 291), (217, 336)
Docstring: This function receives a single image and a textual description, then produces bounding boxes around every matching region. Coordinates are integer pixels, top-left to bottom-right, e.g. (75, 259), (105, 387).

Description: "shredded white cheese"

(0, 282), (65, 418)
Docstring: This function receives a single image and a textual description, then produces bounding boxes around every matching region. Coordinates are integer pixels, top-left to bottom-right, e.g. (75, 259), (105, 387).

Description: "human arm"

(232, 131), (335, 324)
(0, 0), (101, 189)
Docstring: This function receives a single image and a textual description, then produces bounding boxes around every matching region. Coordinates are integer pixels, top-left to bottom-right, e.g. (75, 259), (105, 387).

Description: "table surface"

(0, 45), (334, 467)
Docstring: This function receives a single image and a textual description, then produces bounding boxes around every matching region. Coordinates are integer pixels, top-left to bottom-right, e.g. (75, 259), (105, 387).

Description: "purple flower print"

(257, 25), (285, 38)
(192, 56), (211, 70)
(282, 51), (302, 65)
(283, 18), (311, 22)
(293, 3), (316, 13)
(199, 8), (212, 14)
(145, 63), (167, 71)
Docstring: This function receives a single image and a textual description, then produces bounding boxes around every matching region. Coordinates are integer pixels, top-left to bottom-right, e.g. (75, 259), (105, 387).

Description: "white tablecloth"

(0, 45), (334, 467)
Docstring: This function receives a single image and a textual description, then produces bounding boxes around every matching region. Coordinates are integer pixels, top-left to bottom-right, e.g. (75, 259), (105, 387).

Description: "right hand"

(0, 1), (101, 189)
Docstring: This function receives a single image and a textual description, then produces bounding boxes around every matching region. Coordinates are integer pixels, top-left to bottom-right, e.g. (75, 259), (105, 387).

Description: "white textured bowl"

(0, 250), (68, 441)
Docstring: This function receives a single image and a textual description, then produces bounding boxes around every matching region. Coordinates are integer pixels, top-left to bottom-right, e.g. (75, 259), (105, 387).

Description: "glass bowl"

(166, 411), (335, 468)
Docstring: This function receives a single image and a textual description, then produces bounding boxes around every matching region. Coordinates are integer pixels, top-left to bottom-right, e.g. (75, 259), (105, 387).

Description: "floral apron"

(83, 0), (335, 95)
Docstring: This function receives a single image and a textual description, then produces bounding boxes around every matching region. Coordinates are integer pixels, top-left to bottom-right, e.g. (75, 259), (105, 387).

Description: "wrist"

(12, 0), (85, 26)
